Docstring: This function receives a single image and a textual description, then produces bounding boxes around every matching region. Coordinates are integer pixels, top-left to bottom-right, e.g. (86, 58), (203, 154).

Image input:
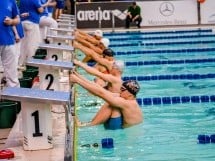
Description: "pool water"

(75, 29), (215, 161)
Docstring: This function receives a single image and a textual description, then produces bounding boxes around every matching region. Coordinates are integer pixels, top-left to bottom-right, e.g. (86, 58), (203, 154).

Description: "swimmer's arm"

(73, 41), (109, 66)
(74, 60), (116, 83)
(88, 51), (112, 71)
(70, 72), (127, 109)
(75, 35), (92, 48)
(76, 35), (102, 54)
(73, 41), (96, 57)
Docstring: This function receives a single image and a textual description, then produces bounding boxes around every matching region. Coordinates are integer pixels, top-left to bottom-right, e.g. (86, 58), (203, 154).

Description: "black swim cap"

(102, 48), (115, 57)
(122, 80), (140, 96)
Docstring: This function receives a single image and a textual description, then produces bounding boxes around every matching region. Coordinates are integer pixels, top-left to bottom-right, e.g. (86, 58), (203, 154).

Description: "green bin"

(22, 69), (39, 79)
(19, 77), (33, 88)
(33, 54), (46, 59)
(0, 101), (18, 129)
(35, 49), (47, 56)
(26, 65), (38, 70)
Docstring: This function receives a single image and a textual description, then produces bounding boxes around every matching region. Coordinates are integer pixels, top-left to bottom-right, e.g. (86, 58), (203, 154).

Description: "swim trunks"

(104, 116), (123, 130)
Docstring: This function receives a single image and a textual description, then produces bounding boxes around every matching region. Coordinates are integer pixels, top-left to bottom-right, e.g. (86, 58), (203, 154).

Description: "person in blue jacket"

(40, 0), (58, 43)
(54, 0), (65, 19)
(0, 0), (20, 87)
(18, 0), (44, 67)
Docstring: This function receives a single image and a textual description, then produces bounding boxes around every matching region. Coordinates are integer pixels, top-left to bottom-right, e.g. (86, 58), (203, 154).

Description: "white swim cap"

(94, 30), (103, 37)
(113, 60), (124, 72)
(100, 38), (110, 48)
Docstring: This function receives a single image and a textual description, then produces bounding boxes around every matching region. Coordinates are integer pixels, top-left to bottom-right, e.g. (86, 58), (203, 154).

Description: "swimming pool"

(75, 28), (215, 161)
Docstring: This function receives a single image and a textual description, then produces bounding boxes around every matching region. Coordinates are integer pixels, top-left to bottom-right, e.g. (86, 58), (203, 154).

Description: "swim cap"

(122, 80), (140, 96)
(94, 30), (103, 37)
(102, 48), (115, 57)
(100, 38), (110, 48)
(113, 60), (124, 72)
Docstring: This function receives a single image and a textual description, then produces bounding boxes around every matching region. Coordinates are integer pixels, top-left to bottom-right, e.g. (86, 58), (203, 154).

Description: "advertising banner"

(141, 0), (198, 26)
(75, 0), (198, 29)
(76, 2), (131, 29)
(200, 0), (215, 24)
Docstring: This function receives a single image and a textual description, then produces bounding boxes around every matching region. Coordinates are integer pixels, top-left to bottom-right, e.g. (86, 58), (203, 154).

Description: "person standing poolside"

(47, 0), (57, 18)
(40, 0), (58, 43)
(55, 0), (65, 19)
(125, 1), (142, 28)
(0, 0), (20, 87)
(19, 0), (44, 67)
(74, 59), (125, 130)
(70, 72), (143, 128)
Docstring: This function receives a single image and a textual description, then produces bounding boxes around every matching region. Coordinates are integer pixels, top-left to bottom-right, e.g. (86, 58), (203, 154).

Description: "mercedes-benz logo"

(159, 2), (174, 17)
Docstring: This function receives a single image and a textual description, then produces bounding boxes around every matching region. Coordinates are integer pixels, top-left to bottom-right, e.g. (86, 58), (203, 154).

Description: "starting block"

(26, 59), (73, 91)
(1, 87), (72, 151)
(57, 19), (75, 24)
(38, 43), (74, 62)
(59, 14), (75, 19)
(49, 27), (73, 36)
(46, 34), (74, 46)
(58, 23), (75, 29)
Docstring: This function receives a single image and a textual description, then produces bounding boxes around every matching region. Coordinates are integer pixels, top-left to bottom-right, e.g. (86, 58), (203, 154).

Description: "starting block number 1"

(22, 101), (53, 150)
(32, 110), (43, 137)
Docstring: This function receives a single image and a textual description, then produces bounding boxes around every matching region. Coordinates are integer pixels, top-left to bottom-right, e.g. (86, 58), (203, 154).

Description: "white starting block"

(38, 43), (74, 62)
(59, 14), (75, 18)
(26, 59), (73, 91)
(58, 23), (75, 29)
(1, 87), (72, 151)
(57, 19), (75, 24)
(46, 34), (74, 46)
(49, 27), (73, 36)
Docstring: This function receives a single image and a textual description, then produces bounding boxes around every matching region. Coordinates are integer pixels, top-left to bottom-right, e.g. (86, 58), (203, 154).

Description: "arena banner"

(75, 0), (198, 29)
(76, 1), (132, 29)
(199, 0), (215, 24)
(141, 0), (198, 26)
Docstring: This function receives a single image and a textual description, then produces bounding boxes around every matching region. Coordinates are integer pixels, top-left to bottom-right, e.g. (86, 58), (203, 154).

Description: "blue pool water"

(75, 29), (215, 161)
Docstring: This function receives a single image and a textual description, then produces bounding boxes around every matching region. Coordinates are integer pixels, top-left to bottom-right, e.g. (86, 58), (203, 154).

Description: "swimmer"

(70, 71), (143, 129)
(73, 41), (115, 87)
(73, 59), (124, 130)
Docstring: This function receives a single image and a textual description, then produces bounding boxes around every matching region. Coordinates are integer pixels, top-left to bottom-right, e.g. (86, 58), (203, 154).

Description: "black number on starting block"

(32, 110), (43, 137)
(45, 74), (54, 91)
(52, 55), (58, 61)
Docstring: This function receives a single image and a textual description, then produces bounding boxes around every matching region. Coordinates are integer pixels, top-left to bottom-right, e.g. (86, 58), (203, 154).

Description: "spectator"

(19, 0), (44, 67)
(47, 0), (57, 18)
(40, 0), (58, 43)
(125, 1), (142, 28)
(0, 0), (20, 87)
(55, 0), (65, 19)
